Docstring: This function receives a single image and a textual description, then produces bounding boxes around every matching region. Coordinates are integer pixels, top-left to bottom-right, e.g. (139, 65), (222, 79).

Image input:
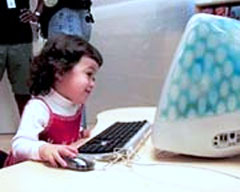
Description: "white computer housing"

(152, 14), (240, 158)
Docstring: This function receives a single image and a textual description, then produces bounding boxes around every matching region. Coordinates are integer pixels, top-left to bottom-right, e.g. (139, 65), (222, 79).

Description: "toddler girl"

(3, 34), (103, 168)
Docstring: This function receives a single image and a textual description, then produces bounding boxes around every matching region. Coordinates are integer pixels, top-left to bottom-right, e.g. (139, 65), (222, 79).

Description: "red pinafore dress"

(4, 98), (82, 167)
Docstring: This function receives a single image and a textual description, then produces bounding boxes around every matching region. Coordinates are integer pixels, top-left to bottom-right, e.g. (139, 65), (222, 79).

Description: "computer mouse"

(64, 156), (95, 171)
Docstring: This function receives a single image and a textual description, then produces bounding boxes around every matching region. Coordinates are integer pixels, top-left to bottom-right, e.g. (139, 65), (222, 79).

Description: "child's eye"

(87, 72), (93, 77)
(86, 72), (96, 81)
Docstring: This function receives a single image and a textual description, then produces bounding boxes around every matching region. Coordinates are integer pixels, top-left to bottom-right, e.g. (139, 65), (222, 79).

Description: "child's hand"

(39, 143), (78, 168)
(81, 129), (91, 138)
(70, 130), (91, 148)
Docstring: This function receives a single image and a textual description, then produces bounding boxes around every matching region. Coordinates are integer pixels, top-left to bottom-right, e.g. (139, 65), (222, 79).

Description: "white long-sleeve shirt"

(12, 89), (82, 161)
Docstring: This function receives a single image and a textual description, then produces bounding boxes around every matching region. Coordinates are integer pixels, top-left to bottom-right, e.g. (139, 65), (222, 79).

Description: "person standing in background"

(0, 0), (38, 115)
(34, 0), (93, 41)
(33, 0), (94, 128)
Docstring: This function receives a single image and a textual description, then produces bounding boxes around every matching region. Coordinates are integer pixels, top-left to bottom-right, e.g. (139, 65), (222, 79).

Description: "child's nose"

(90, 79), (95, 87)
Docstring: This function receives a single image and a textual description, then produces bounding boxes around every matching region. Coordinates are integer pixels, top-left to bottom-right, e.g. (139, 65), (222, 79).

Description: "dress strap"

(33, 97), (53, 114)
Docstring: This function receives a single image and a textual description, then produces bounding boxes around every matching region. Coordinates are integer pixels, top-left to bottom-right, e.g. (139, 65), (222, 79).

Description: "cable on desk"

(101, 148), (134, 170)
(92, 147), (240, 181)
(110, 149), (240, 181)
(127, 159), (240, 181)
(91, 148), (134, 171)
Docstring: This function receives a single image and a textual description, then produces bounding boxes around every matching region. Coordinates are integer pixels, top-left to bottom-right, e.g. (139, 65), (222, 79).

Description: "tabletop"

(1, 107), (240, 192)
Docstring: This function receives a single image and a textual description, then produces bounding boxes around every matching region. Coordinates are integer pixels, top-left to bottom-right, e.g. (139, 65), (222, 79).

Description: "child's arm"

(11, 100), (50, 162)
(70, 127), (91, 149)
(12, 99), (79, 167)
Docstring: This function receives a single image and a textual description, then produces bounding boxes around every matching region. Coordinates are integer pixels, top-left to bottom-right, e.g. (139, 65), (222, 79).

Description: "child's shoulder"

(21, 97), (51, 127)
(25, 97), (50, 113)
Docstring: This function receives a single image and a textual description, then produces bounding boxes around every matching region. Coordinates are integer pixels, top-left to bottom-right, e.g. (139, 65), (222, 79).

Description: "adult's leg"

(14, 94), (31, 115)
(77, 9), (92, 128)
(0, 45), (7, 83)
(7, 43), (32, 116)
(81, 105), (87, 129)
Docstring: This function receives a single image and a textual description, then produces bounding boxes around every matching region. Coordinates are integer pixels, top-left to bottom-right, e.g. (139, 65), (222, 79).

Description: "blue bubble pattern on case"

(160, 14), (240, 121)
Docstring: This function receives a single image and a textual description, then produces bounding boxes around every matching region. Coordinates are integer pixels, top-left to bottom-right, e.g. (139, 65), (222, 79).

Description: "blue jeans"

(48, 8), (92, 41)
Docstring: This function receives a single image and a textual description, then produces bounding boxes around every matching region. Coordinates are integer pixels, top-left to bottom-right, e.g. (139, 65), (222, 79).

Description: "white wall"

(0, 74), (20, 133)
(87, 0), (195, 125)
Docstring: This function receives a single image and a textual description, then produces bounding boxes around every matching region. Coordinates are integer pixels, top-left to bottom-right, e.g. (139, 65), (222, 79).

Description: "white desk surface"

(1, 107), (240, 192)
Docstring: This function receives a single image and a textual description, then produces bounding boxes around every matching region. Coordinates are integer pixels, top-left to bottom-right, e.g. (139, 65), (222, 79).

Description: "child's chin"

(74, 101), (83, 105)
(73, 99), (85, 105)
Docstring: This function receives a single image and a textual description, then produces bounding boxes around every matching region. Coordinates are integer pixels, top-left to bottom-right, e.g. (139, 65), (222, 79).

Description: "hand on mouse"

(39, 143), (78, 168)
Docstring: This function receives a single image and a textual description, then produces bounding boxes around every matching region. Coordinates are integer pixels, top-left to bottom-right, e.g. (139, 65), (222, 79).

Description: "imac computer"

(152, 13), (240, 158)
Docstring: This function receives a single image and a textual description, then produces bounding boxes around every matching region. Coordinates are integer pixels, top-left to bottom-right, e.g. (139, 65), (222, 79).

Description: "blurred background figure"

(0, 0), (39, 116)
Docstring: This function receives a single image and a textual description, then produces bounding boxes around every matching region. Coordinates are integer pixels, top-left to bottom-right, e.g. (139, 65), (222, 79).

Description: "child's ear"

(55, 74), (63, 82)
(55, 71), (65, 81)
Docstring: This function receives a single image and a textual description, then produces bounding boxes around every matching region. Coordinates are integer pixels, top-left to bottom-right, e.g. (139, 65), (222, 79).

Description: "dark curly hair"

(29, 34), (103, 96)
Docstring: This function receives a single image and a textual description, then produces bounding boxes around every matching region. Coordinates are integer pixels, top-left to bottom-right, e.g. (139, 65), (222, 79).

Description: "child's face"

(55, 56), (99, 104)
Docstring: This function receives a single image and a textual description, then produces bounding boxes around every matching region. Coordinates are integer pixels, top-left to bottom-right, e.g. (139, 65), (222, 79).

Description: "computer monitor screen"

(152, 13), (240, 158)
